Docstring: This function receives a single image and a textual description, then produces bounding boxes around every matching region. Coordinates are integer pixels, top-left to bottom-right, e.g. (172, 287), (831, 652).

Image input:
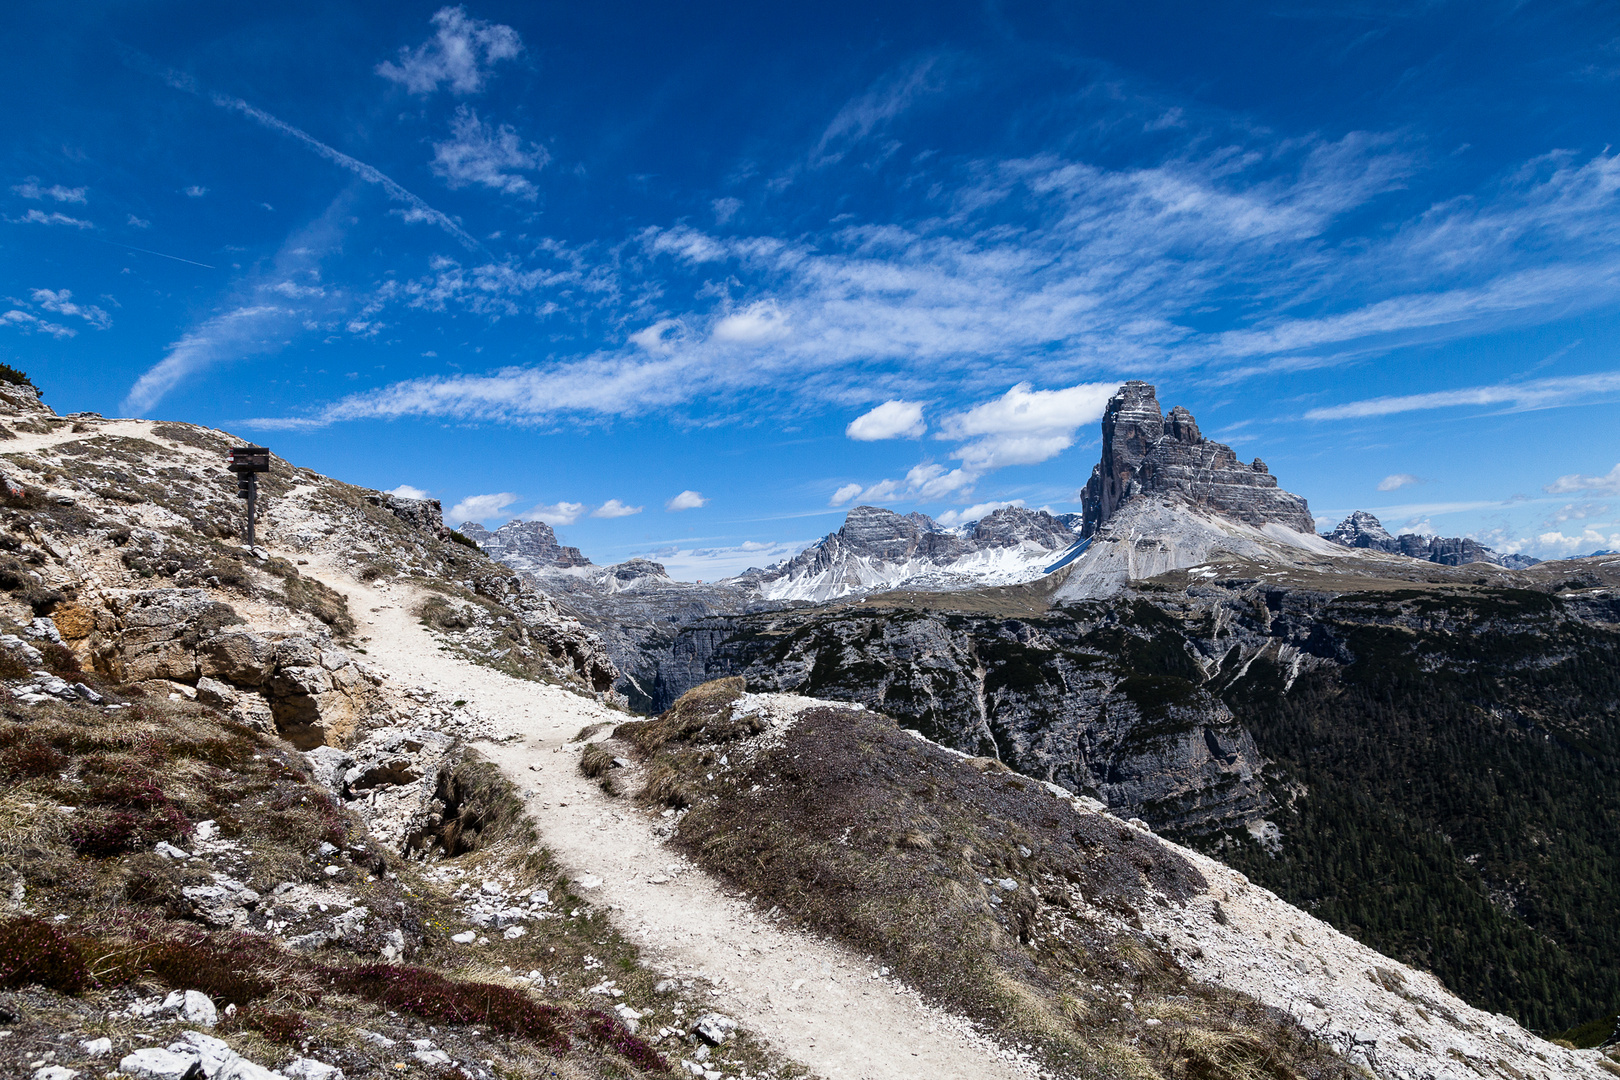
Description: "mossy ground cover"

(613, 680), (1358, 1080)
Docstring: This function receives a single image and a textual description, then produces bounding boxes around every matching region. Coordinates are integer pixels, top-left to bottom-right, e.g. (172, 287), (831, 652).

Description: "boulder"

(693, 1013), (738, 1045)
(174, 1031), (286, 1080)
(49, 601), (98, 641)
(274, 636), (324, 670)
(118, 1048), (201, 1080)
(198, 632), (278, 687)
(195, 677), (238, 709)
(305, 746), (356, 792)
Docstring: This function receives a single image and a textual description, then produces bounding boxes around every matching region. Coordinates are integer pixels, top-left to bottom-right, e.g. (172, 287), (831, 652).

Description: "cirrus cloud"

(431, 107), (549, 199)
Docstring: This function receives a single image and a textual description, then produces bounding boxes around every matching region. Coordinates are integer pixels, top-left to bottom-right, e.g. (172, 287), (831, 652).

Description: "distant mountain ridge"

(1324, 509), (1540, 569)
(740, 503), (1082, 602)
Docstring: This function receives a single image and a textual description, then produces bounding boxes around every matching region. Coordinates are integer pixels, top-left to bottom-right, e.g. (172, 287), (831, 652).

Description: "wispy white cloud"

(522, 500), (586, 526)
(813, 57), (947, 167)
(127, 214), (150, 229)
(378, 6), (523, 95)
(185, 185), (208, 198)
(449, 491), (518, 522)
(0, 310), (75, 339)
(31, 289), (110, 329)
(431, 107), (548, 199)
(937, 381), (1118, 470)
(1545, 462), (1620, 495)
(124, 202), (349, 412)
(846, 400), (926, 440)
(1305, 370), (1620, 420)
(252, 113), (1620, 456)
(1377, 473), (1420, 491)
(12, 180), (86, 203)
(14, 209), (92, 228)
(665, 490), (708, 511)
(591, 498), (642, 518)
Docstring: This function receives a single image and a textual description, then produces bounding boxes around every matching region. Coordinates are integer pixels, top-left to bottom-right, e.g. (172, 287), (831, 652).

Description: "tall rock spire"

(1079, 382), (1314, 537)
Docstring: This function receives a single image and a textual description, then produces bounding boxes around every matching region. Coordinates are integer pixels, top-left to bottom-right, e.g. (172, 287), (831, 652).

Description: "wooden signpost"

(227, 445), (270, 548)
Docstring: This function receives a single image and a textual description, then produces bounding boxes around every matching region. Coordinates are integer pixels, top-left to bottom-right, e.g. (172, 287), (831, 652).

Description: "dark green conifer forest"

(1199, 595), (1620, 1037)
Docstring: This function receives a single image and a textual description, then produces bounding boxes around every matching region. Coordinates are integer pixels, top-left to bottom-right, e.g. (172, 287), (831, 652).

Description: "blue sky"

(4, 1), (1620, 577)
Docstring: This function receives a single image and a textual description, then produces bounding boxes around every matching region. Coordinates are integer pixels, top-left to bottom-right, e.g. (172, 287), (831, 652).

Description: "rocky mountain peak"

(1079, 382), (1314, 538)
(970, 506), (1078, 549)
(605, 557), (671, 583)
(459, 518), (592, 572)
(834, 505), (960, 562)
(1326, 510), (1395, 549)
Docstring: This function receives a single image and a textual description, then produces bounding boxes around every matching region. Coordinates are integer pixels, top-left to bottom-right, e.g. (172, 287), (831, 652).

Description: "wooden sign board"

(228, 446), (271, 473)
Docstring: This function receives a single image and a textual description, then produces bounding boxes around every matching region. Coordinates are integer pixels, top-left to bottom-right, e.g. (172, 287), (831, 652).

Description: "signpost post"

(227, 446), (270, 549)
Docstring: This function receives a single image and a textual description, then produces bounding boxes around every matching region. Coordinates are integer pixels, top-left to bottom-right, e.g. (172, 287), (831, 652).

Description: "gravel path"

(302, 565), (1033, 1080)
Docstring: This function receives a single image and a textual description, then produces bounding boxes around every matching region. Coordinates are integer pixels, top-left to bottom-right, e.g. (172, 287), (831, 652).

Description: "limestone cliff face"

(1080, 382), (1314, 537)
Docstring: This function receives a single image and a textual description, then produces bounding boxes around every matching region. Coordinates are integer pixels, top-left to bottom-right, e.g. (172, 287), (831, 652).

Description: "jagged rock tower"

(1080, 381), (1315, 537)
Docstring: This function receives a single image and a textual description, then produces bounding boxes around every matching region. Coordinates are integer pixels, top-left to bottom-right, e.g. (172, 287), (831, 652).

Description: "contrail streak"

(210, 93), (480, 250)
(127, 48), (479, 250)
(88, 237), (215, 269)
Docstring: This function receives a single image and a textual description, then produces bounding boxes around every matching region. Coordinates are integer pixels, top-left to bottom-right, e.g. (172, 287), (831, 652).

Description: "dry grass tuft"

(579, 744), (615, 779)
(615, 677), (756, 752)
(636, 763), (691, 809)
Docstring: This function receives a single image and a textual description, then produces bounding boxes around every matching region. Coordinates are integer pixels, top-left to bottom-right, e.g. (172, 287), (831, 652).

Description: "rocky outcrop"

(91, 588), (385, 748)
(366, 493), (451, 542)
(1324, 511), (1541, 569)
(459, 519), (591, 572)
(1080, 382), (1314, 537)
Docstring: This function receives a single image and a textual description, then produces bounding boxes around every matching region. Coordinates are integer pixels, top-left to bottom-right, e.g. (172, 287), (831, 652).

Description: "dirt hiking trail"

(300, 562), (1032, 1080)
